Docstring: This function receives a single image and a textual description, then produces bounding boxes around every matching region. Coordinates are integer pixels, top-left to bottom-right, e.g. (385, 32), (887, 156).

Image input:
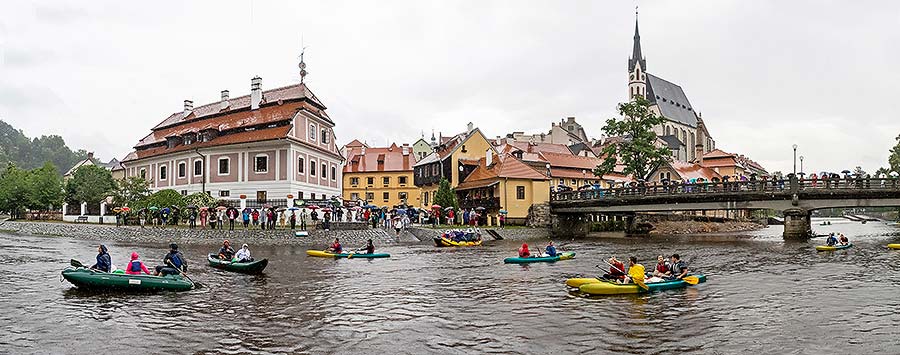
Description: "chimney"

(401, 144), (409, 156)
(467, 122), (474, 132)
(87, 152), (94, 160)
(361, 146), (366, 155)
(183, 100), (193, 113)
(250, 77), (262, 110)
(485, 149), (493, 166)
(220, 90), (230, 110)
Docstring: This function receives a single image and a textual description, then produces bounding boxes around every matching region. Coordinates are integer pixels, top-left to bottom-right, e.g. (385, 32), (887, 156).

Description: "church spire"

(628, 9), (646, 72)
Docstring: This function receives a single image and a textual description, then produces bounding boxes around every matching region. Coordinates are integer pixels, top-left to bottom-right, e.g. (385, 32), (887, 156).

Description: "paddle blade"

(682, 276), (700, 285)
(70, 259), (85, 268)
(635, 279), (649, 291)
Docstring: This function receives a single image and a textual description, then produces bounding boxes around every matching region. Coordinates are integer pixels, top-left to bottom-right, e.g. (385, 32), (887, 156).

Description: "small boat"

(61, 268), (193, 292)
(433, 237), (483, 247)
(886, 244), (900, 250)
(294, 231), (309, 237)
(306, 250), (391, 259)
(207, 254), (268, 274)
(566, 275), (707, 295)
(815, 243), (853, 251)
(504, 252), (575, 264)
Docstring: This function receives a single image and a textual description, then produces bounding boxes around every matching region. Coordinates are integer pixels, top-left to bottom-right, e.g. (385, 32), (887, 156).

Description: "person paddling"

(124, 252), (151, 275)
(839, 233), (849, 246)
(545, 241), (558, 257)
(622, 256), (645, 285)
(218, 240), (236, 260)
(356, 239), (375, 255)
(668, 254), (689, 280)
(155, 243), (188, 276)
(90, 245), (112, 272)
(326, 238), (343, 254)
(826, 233), (838, 247)
(602, 257), (626, 281)
(235, 244), (253, 262)
(652, 255), (671, 278)
(518, 243), (531, 258)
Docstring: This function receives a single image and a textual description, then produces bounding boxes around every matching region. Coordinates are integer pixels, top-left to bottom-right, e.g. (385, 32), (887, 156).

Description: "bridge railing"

(551, 177), (900, 202)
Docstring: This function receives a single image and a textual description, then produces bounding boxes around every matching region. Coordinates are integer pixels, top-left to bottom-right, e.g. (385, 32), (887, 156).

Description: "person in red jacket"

(518, 243), (531, 258)
(602, 256), (626, 281)
(124, 252), (151, 275)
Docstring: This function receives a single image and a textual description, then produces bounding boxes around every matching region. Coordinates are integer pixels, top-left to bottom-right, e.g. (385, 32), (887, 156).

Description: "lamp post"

(792, 144), (798, 176)
(799, 156), (804, 174)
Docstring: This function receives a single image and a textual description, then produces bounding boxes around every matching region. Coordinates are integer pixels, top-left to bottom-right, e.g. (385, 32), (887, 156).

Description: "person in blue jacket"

(545, 241), (558, 257)
(155, 243), (188, 276)
(825, 233), (838, 246)
(90, 244), (112, 272)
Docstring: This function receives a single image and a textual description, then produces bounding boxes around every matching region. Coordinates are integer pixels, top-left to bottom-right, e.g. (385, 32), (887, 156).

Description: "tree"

(0, 163), (29, 218)
(66, 164), (116, 206)
(184, 192), (217, 208)
(853, 166), (866, 176)
(433, 178), (458, 210)
(26, 162), (64, 211)
(142, 189), (186, 210)
(593, 96), (671, 181)
(112, 176), (151, 207)
(889, 134), (900, 174)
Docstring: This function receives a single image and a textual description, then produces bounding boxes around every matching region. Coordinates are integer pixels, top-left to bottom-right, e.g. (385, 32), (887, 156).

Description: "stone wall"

(527, 203), (551, 227)
(485, 227), (550, 241)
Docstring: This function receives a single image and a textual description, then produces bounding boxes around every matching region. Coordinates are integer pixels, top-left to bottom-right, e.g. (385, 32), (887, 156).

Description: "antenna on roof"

(298, 37), (308, 84)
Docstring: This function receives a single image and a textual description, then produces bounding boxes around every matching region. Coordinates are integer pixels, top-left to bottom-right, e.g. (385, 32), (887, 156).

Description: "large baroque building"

(627, 16), (716, 163)
(122, 56), (343, 205)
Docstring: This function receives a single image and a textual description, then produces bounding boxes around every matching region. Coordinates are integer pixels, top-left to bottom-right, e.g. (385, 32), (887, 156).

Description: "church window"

(630, 74), (635, 80)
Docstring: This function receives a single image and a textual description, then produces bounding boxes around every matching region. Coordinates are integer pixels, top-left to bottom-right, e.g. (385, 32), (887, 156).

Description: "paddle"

(682, 275), (700, 285)
(70, 259), (88, 269)
(606, 260), (648, 291)
(167, 260), (202, 288)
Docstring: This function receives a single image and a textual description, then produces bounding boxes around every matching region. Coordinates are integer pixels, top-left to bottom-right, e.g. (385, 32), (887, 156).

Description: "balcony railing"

(459, 197), (501, 210)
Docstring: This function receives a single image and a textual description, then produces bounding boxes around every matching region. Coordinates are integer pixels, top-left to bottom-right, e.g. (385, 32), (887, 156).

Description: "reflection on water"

(0, 218), (899, 354)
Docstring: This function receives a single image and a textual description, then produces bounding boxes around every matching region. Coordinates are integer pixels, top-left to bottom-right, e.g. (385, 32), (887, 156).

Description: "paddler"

(326, 238), (343, 254)
(124, 252), (152, 275)
(155, 243), (188, 276)
(518, 243), (531, 258)
(652, 255), (671, 278)
(667, 254), (688, 280)
(90, 244), (112, 272)
(356, 239), (375, 255)
(218, 240), (236, 260)
(235, 244), (253, 262)
(825, 233), (838, 247)
(621, 256), (645, 285)
(839, 233), (849, 246)
(545, 241), (558, 257)
(601, 257), (626, 281)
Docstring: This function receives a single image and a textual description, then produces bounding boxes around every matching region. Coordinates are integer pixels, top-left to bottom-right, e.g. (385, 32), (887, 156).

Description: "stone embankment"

(0, 221), (418, 246)
(648, 220), (765, 235)
(406, 226), (551, 242)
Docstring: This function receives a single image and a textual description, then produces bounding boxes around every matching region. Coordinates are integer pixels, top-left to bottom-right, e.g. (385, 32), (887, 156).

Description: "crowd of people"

(600, 254), (690, 285)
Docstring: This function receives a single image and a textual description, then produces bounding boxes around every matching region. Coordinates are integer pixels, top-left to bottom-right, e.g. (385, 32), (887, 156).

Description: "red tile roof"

(499, 141), (572, 155)
(456, 154), (548, 190)
(669, 160), (722, 181)
(343, 143), (416, 173)
(344, 139), (367, 148)
(128, 126), (292, 160)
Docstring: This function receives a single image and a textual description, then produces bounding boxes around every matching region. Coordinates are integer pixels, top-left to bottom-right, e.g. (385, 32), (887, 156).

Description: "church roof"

(628, 18), (646, 72)
(646, 73), (698, 127)
(658, 135), (684, 149)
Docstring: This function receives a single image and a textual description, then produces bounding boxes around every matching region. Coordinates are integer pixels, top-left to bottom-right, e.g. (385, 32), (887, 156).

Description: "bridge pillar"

(552, 213), (590, 238)
(783, 208), (811, 239)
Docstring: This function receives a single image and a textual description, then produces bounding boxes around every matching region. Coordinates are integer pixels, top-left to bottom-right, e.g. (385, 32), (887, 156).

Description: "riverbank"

(649, 220), (765, 235)
(0, 220), (418, 246)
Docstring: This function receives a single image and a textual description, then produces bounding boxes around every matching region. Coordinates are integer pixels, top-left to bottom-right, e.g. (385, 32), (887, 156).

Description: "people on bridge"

(602, 257), (626, 281)
(235, 244), (253, 262)
(839, 233), (849, 246)
(155, 243), (187, 276)
(327, 238), (343, 254)
(518, 243), (531, 258)
(622, 256), (645, 285)
(668, 254), (689, 280)
(218, 240), (235, 260)
(545, 241), (558, 257)
(652, 255), (671, 278)
(90, 244), (112, 272)
(125, 252), (151, 275)
(826, 233), (838, 247)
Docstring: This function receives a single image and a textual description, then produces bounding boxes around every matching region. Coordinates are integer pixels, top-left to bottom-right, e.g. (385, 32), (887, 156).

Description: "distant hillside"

(0, 120), (87, 173)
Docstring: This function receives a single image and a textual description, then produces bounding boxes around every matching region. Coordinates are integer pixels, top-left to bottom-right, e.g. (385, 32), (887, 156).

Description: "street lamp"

(799, 156), (804, 174)
(792, 144), (798, 175)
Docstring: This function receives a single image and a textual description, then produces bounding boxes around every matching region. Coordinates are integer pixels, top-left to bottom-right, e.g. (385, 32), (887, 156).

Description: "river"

(1, 218), (899, 354)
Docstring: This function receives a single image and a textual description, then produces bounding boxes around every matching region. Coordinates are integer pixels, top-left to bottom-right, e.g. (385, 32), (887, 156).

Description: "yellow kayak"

(815, 243), (852, 251)
(887, 244), (900, 250)
(565, 278), (603, 288)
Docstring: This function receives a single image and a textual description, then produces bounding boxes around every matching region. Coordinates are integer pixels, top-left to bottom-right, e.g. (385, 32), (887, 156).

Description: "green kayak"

(504, 252), (576, 264)
(61, 268), (193, 292)
(207, 254), (268, 274)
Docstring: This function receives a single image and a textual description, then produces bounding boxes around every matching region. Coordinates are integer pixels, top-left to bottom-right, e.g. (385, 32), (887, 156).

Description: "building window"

(350, 177), (359, 185)
(321, 163), (327, 179)
(383, 192), (389, 201)
(571, 179), (577, 186)
(399, 176), (408, 185)
(309, 160), (316, 176)
(159, 165), (167, 180)
(351, 192), (360, 200)
(219, 190), (230, 197)
(193, 160), (202, 176)
(399, 192), (407, 201)
(140, 168), (146, 179)
(310, 193), (316, 200)
(218, 158), (230, 175)
(309, 124), (317, 141)
(383, 177), (390, 185)
(423, 192), (429, 205)
(178, 162), (186, 178)
(298, 157), (305, 174)
(366, 192), (374, 201)
(367, 177), (374, 185)
(516, 186), (525, 200)
(257, 191), (267, 202)
(432, 164), (438, 175)
(254, 155), (268, 173)
(180, 190), (187, 196)
(321, 128), (329, 144)
(331, 166), (336, 181)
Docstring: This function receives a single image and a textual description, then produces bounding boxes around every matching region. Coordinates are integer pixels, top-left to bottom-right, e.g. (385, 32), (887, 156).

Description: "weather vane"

(299, 37), (308, 83)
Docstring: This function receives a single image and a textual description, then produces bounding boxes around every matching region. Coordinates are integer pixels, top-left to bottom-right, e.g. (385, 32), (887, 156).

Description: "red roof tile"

(127, 126), (291, 161)
(343, 144), (416, 173)
(669, 160), (722, 181)
(457, 154), (547, 190)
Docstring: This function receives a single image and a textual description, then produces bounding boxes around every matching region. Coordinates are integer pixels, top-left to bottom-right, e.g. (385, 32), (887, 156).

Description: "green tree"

(889, 134), (900, 174)
(593, 96), (671, 181)
(183, 192), (217, 208)
(433, 178), (458, 210)
(65, 164), (116, 206)
(0, 163), (30, 218)
(143, 189), (186, 210)
(26, 162), (64, 211)
(112, 176), (151, 207)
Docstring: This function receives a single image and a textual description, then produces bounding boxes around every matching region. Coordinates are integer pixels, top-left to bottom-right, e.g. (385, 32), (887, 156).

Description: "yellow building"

(413, 123), (494, 208)
(455, 153), (550, 225)
(342, 142), (420, 207)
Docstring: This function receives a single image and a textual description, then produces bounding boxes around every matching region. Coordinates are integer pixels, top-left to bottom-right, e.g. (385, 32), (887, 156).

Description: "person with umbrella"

(209, 207), (219, 229)
(242, 208), (251, 229)
(259, 207), (268, 230)
(226, 207), (238, 231)
(251, 208), (260, 228)
(188, 206), (198, 229)
(310, 207), (319, 230)
(289, 208), (297, 230)
(199, 207), (209, 229)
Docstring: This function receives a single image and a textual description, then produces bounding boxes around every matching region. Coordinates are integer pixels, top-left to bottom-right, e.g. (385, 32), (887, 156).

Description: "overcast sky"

(1, 1), (898, 174)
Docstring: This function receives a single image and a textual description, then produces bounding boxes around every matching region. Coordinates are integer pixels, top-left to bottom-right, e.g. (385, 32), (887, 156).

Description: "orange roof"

(540, 151), (601, 170)
(701, 149), (734, 159)
(457, 154), (548, 190)
(344, 139), (367, 148)
(127, 126), (292, 161)
(500, 141), (572, 155)
(343, 143), (416, 173)
(669, 160), (722, 181)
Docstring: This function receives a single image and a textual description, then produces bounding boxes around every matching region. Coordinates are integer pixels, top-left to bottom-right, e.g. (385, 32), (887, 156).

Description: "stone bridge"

(550, 177), (900, 239)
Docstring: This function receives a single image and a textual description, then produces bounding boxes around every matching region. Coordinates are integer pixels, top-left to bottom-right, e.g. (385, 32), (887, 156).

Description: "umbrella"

(113, 207), (122, 213)
(288, 207), (300, 211)
(306, 205), (320, 210)
(216, 206), (227, 211)
(351, 206), (362, 211)
(444, 207), (454, 211)
(891, 172), (899, 177)
(841, 170), (851, 174)
(199, 206), (209, 211)
(322, 207), (333, 212)
(149, 206), (159, 211)
(431, 204), (441, 209)
(242, 207), (252, 213)
(263, 204), (272, 208)
(499, 210), (508, 214)
(474, 206), (486, 211)
(121, 207), (131, 212)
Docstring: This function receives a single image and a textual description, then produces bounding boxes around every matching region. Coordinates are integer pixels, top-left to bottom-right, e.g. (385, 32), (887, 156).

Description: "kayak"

(815, 243), (853, 251)
(207, 254), (268, 274)
(433, 237), (482, 247)
(887, 244), (900, 250)
(504, 252), (575, 264)
(61, 268), (193, 292)
(306, 250), (390, 259)
(569, 275), (707, 295)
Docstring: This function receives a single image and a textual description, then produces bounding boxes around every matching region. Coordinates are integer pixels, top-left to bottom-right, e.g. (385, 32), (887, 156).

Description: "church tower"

(628, 13), (647, 101)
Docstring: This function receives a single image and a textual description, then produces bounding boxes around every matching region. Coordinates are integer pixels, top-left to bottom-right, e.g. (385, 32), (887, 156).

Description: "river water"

(2, 218), (900, 354)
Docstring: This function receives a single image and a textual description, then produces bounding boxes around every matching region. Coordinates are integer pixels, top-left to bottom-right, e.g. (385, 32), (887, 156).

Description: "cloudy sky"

(1, 1), (898, 174)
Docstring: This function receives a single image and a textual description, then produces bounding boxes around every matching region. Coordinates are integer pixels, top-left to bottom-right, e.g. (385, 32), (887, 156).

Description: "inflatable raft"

(207, 254), (269, 274)
(61, 268), (194, 292)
